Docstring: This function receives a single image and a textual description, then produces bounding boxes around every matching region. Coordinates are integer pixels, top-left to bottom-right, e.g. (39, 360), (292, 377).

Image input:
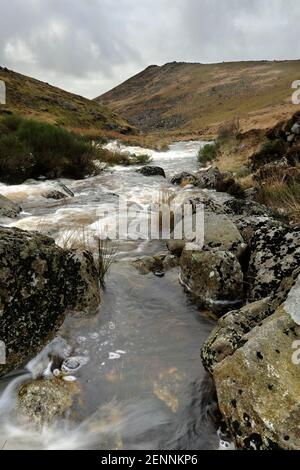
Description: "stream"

(0, 141), (225, 450)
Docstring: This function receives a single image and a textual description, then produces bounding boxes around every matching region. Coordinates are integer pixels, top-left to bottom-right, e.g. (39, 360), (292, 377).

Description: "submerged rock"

(0, 194), (22, 218)
(42, 190), (68, 200)
(132, 252), (179, 275)
(138, 166), (166, 178)
(0, 227), (101, 377)
(179, 247), (244, 315)
(18, 378), (80, 427)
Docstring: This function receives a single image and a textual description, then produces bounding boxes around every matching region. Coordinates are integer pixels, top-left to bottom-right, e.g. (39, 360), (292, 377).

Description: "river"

(0, 141), (224, 450)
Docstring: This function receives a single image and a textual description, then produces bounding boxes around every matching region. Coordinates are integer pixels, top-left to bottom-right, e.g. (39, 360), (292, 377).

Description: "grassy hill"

(0, 66), (135, 136)
(97, 60), (300, 138)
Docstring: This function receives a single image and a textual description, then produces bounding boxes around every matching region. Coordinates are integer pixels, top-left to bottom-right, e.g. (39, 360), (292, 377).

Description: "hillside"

(0, 66), (135, 135)
(97, 60), (300, 138)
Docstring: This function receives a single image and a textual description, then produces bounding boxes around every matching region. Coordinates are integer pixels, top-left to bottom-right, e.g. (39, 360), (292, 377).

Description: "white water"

(0, 140), (225, 450)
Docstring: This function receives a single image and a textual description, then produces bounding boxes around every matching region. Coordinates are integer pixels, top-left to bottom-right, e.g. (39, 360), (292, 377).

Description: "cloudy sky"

(0, 0), (299, 98)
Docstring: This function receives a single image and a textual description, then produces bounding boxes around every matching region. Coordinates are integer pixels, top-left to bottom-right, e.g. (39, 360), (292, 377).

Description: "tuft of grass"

(93, 236), (117, 286)
(57, 226), (116, 286)
(255, 179), (300, 221)
(197, 142), (219, 166)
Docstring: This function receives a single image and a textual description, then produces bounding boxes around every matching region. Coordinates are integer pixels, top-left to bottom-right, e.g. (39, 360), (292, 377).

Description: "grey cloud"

(0, 0), (300, 98)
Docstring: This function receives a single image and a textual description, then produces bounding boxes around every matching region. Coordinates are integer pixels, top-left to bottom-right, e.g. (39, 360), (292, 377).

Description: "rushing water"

(0, 141), (224, 450)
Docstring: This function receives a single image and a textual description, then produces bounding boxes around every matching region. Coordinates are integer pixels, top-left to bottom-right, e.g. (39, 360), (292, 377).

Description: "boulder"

(0, 194), (22, 218)
(173, 210), (246, 259)
(179, 247), (244, 315)
(196, 167), (244, 197)
(42, 190), (68, 200)
(18, 378), (80, 427)
(185, 193), (226, 215)
(0, 227), (101, 377)
(213, 303), (300, 449)
(201, 268), (300, 374)
(201, 298), (270, 373)
(170, 172), (198, 186)
(138, 166), (166, 178)
(197, 167), (222, 189)
(203, 212), (246, 259)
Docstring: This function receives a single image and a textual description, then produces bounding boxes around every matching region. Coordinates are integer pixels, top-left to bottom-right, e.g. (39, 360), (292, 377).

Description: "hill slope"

(0, 66), (134, 135)
(97, 60), (300, 137)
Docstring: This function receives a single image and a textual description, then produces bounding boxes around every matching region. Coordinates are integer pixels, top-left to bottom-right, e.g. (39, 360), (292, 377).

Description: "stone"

(170, 172), (198, 186)
(203, 212), (246, 259)
(18, 378), (80, 427)
(197, 167), (222, 189)
(179, 247), (244, 315)
(174, 210), (246, 259)
(0, 227), (101, 377)
(246, 221), (300, 302)
(201, 298), (270, 373)
(42, 190), (68, 200)
(132, 252), (179, 275)
(291, 123), (300, 135)
(284, 274), (300, 325)
(138, 166), (166, 178)
(0, 194), (22, 218)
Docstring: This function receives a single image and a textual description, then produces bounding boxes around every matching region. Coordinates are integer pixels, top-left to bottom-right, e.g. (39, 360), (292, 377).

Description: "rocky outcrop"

(138, 166), (166, 178)
(0, 227), (101, 377)
(201, 298), (270, 373)
(202, 269), (300, 449)
(180, 246), (244, 315)
(245, 221), (300, 302)
(0, 194), (22, 218)
(214, 302), (300, 450)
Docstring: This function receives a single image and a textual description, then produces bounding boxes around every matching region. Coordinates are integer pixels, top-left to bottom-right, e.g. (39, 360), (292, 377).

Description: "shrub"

(0, 134), (34, 183)
(0, 116), (99, 183)
(251, 138), (288, 171)
(198, 143), (219, 166)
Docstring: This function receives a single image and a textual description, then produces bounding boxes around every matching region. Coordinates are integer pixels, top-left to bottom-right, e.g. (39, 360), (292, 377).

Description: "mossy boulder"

(214, 305), (300, 449)
(180, 247), (244, 315)
(0, 227), (100, 377)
